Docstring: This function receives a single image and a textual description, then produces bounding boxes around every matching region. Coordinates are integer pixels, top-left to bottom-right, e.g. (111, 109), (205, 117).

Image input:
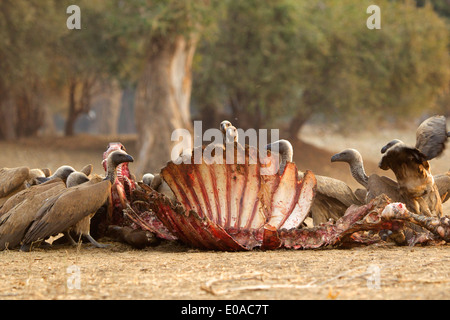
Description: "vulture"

(435, 171), (450, 204)
(0, 179), (67, 250)
(332, 148), (450, 205)
(61, 171), (106, 247)
(265, 139), (293, 175)
(220, 120), (240, 145)
(330, 148), (403, 204)
(141, 173), (175, 201)
(0, 164), (92, 209)
(20, 149), (134, 251)
(378, 115), (448, 217)
(34, 165), (76, 185)
(0, 167), (48, 208)
(266, 139), (362, 225)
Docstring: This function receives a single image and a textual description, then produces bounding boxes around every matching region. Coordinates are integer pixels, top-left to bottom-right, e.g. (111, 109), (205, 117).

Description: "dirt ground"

(0, 124), (448, 300)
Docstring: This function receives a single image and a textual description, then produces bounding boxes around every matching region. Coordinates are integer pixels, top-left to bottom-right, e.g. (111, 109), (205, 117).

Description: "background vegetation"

(0, 0), (448, 172)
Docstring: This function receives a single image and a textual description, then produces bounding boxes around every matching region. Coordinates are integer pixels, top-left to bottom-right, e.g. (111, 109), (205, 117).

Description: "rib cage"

(150, 145), (318, 250)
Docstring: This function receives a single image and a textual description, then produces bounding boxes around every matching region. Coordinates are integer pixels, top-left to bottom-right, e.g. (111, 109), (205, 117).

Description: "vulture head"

(331, 148), (363, 165)
(331, 149), (369, 188)
(105, 149), (134, 182)
(219, 120), (240, 144)
(220, 120), (232, 133)
(265, 139), (293, 175)
(102, 142), (135, 190)
(53, 165), (76, 181)
(66, 172), (90, 188)
(219, 120), (238, 144)
(142, 173), (155, 186)
(35, 165), (76, 184)
(381, 139), (403, 154)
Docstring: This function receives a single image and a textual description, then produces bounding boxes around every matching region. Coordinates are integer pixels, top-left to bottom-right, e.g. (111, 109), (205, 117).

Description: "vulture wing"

(0, 179), (63, 217)
(314, 175), (362, 207)
(434, 172), (450, 204)
(0, 181), (66, 250)
(415, 115), (448, 160)
(298, 172), (362, 225)
(366, 174), (403, 203)
(22, 180), (111, 246)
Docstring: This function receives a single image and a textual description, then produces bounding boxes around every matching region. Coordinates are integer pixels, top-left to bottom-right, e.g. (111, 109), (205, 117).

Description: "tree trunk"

(0, 93), (17, 140)
(91, 80), (122, 135)
(65, 80), (78, 137)
(65, 78), (93, 136)
(283, 90), (316, 141)
(134, 35), (197, 176)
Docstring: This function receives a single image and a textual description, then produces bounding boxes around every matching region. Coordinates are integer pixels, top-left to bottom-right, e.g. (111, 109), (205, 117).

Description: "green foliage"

(193, 0), (450, 132)
(0, 0), (448, 138)
(0, 0), (59, 90)
(103, 0), (224, 84)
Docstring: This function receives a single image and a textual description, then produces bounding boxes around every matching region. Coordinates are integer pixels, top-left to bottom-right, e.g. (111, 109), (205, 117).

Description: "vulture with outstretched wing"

(379, 115), (448, 217)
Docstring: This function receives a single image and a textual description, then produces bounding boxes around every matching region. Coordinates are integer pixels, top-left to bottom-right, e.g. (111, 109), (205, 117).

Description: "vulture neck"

(104, 161), (118, 184)
(349, 159), (369, 188)
(279, 152), (292, 175)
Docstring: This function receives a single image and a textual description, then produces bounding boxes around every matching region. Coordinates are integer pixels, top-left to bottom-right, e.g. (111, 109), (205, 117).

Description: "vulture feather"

(34, 165), (75, 185)
(0, 167), (49, 209)
(331, 148), (405, 204)
(414, 115), (448, 160)
(0, 179), (67, 250)
(379, 141), (442, 216)
(378, 115), (448, 217)
(20, 150), (134, 251)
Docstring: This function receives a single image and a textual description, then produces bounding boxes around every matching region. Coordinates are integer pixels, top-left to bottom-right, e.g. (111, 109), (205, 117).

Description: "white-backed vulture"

(34, 165), (75, 185)
(20, 150), (134, 251)
(0, 167), (32, 198)
(379, 141), (442, 216)
(266, 140), (362, 225)
(330, 148), (403, 204)
(142, 173), (175, 201)
(0, 167), (49, 208)
(265, 139), (293, 175)
(378, 115), (448, 217)
(0, 179), (67, 250)
(62, 172), (107, 247)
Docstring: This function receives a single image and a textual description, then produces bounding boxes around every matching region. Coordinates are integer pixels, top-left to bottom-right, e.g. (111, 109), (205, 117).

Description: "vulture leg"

(64, 231), (78, 246)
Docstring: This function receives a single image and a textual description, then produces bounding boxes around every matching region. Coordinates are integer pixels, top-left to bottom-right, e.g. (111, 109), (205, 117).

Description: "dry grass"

(0, 124), (448, 300)
(0, 243), (448, 300)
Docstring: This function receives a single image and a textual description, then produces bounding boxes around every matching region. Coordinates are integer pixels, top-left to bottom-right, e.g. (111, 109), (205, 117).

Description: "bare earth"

(0, 124), (448, 300)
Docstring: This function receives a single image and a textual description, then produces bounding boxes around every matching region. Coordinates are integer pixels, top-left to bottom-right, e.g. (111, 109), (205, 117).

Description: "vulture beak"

(330, 153), (340, 162)
(124, 154), (134, 163)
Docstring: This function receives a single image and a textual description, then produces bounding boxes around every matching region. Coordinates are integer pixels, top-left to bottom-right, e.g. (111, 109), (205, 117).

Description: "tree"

(0, 0), (59, 140)
(105, 0), (224, 175)
(47, 1), (123, 136)
(193, 0), (450, 139)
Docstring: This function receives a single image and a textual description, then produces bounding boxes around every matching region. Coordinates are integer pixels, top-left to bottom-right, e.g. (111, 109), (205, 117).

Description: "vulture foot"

(85, 234), (109, 248)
